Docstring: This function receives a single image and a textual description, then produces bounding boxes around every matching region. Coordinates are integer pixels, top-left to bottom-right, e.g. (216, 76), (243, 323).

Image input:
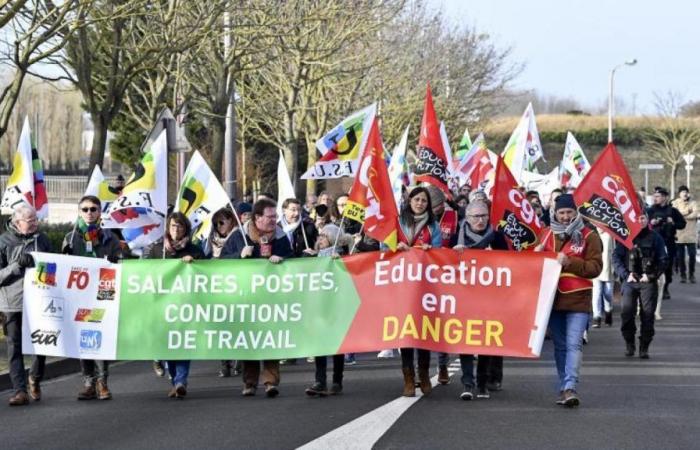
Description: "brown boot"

(8, 391), (29, 406)
(96, 379), (112, 400)
(402, 367), (416, 397)
(77, 384), (96, 400)
(28, 377), (41, 401)
(437, 365), (450, 385)
(418, 367), (432, 395)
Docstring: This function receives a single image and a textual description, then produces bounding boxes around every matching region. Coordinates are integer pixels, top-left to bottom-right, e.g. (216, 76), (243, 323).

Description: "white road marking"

(297, 359), (462, 450)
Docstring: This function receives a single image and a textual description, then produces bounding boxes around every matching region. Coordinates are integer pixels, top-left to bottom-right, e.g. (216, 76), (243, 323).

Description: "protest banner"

(23, 249), (560, 360)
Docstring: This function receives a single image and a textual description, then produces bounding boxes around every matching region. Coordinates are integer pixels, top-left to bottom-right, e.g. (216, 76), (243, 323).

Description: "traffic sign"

(639, 164), (663, 170)
(683, 154), (695, 165)
(686, 165), (693, 171)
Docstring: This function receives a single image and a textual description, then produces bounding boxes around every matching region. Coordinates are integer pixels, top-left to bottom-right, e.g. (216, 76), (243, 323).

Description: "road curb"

(0, 358), (81, 392)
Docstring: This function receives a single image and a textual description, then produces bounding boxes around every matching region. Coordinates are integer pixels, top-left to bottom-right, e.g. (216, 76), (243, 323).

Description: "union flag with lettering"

(414, 83), (451, 198)
(573, 143), (642, 249)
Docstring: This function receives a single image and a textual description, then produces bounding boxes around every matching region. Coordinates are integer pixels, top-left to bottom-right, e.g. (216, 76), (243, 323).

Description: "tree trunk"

(211, 117), (226, 181)
(283, 110), (297, 185)
(671, 162), (679, 194)
(89, 113), (109, 173)
(305, 136), (317, 197)
(0, 70), (27, 140)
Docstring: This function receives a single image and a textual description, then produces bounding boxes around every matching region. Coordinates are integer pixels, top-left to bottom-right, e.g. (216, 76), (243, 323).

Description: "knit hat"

(425, 185), (445, 208)
(236, 202), (252, 215)
(654, 186), (669, 196)
(554, 193), (577, 211)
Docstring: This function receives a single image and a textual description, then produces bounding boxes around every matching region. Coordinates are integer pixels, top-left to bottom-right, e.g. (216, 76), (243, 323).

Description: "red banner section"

(339, 248), (561, 358)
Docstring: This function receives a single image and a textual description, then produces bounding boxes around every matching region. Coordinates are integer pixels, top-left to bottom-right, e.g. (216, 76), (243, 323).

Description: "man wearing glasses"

(0, 205), (52, 406)
(452, 200), (509, 401)
(62, 195), (122, 401)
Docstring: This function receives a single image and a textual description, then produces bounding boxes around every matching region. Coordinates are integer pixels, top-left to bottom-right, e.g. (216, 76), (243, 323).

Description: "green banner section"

(117, 258), (360, 360)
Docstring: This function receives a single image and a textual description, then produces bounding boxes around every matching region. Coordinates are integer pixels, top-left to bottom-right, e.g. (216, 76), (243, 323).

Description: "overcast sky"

(433, 0), (699, 115)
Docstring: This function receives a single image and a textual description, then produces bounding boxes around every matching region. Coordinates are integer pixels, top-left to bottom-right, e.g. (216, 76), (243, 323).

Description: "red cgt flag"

(343, 118), (399, 251)
(573, 143), (642, 249)
(490, 156), (543, 251)
(414, 83), (451, 198)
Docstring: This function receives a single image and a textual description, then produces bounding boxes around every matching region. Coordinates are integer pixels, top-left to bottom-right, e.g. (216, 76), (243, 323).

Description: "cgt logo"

(67, 268), (90, 290)
(74, 308), (105, 323)
(34, 262), (57, 287)
(41, 297), (64, 320)
(80, 330), (102, 351)
(97, 268), (116, 301)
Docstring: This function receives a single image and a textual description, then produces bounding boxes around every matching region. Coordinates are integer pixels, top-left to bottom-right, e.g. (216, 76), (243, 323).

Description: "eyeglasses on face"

(19, 217), (38, 224)
(467, 214), (489, 220)
(81, 207), (99, 213)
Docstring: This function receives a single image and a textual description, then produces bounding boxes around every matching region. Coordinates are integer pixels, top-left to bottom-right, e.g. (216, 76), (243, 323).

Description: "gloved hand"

(18, 253), (34, 268)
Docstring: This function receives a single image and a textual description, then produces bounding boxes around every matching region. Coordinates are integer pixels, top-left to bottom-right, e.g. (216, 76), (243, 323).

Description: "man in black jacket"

(612, 212), (668, 359)
(647, 187), (685, 299)
(221, 198), (293, 398)
(278, 198), (317, 257)
(0, 205), (52, 406)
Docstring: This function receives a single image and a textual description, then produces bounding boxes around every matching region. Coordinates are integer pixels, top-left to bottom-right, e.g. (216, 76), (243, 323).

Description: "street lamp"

(608, 59), (638, 143)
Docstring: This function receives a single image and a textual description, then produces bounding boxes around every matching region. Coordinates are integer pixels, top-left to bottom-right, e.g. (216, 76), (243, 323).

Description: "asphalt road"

(1, 281), (699, 450)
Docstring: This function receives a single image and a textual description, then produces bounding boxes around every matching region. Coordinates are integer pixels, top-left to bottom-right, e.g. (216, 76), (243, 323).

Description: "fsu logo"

(34, 262), (57, 287)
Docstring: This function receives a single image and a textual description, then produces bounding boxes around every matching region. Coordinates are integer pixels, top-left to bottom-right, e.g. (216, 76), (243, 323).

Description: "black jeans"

(459, 354), (503, 388)
(620, 281), (658, 344)
(2, 312), (46, 393)
(400, 348), (430, 370)
(664, 242), (676, 288)
(314, 354), (344, 386)
(81, 359), (109, 385)
(677, 244), (697, 277)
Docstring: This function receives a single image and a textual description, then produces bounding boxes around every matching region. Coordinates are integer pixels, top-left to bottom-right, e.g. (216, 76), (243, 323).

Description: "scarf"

(209, 230), (231, 258)
(404, 212), (429, 245)
(76, 217), (100, 256)
(247, 222), (275, 245)
(458, 222), (495, 249)
(164, 234), (189, 255)
(550, 213), (585, 247)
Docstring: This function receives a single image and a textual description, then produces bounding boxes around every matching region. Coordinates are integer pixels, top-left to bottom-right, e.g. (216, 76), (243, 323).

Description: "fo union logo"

(41, 296), (64, 321)
(67, 267), (90, 290)
(80, 330), (102, 352)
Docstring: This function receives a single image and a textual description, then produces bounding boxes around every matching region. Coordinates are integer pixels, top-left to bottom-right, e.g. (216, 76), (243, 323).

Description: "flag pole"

(299, 218), (310, 250)
(332, 215), (346, 254)
(349, 223), (365, 255)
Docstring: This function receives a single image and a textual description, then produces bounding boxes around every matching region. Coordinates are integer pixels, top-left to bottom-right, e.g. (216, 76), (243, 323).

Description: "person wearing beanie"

(671, 185), (697, 283)
(612, 210), (667, 359)
(536, 193), (603, 407)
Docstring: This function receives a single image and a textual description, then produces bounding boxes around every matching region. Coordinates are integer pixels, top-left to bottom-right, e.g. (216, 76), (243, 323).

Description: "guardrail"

(0, 175), (116, 203)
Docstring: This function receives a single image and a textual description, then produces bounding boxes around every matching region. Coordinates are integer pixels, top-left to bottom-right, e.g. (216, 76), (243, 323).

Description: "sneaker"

(592, 317), (601, 328)
(28, 376), (41, 401)
(555, 391), (566, 405)
(486, 381), (502, 392)
(476, 385), (490, 399)
(377, 349), (395, 358)
(152, 360), (165, 377)
(174, 383), (187, 398)
(305, 382), (328, 397)
(242, 385), (256, 396)
(344, 356), (357, 365)
(460, 386), (474, 401)
(265, 384), (280, 398)
(563, 389), (579, 407)
(219, 365), (231, 378)
(96, 379), (112, 400)
(655, 313), (662, 320)
(306, 357), (315, 363)
(329, 383), (343, 395)
(582, 330), (588, 345)
(77, 384), (96, 401)
(8, 391), (29, 406)
(437, 365), (450, 385)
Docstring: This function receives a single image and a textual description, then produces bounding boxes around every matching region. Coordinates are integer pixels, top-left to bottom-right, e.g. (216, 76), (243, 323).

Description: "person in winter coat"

(647, 187), (685, 299)
(591, 228), (615, 328)
(0, 205), (51, 406)
(62, 195), (122, 401)
(144, 212), (204, 398)
(452, 200), (509, 401)
(221, 198), (293, 398)
(671, 186), (697, 283)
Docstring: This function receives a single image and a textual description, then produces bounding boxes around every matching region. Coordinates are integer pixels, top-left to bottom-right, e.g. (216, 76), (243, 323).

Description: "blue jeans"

(592, 280), (614, 318)
(167, 360), (190, 386)
(548, 311), (588, 392)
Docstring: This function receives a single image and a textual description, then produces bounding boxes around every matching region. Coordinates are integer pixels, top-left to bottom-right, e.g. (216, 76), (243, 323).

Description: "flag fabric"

(175, 150), (231, 241)
(122, 221), (165, 253)
(276, 150), (297, 218)
(501, 103), (543, 183)
(560, 132), (591, 189)
(343, 118), (399, 251)
(84, 165), (119, 214)
(468, 148), (496, 194)
(107, 130), (168, 228)
(301, 103), (377, 180)
(388, 125), (410, 212)
(573, 143), (642, 249)
(522, 167), (561, 203)
(1, 117), (48, 218)
(414, 84), (451, 197)
(454, 127), (472, 162)
(490, 156), (543, 251)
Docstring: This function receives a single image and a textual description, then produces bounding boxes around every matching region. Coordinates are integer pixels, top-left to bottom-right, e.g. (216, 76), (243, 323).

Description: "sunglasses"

(216, 220), (230, 226)
(81, 207), (99, 213)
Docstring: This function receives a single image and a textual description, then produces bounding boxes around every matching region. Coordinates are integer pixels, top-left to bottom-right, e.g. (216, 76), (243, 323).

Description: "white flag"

(388, 125), (410, 211)
(501, 103), (544, 183)
(276, 150), (297, 218)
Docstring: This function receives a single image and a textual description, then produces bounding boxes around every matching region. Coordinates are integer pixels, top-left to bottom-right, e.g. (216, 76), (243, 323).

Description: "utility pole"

(223, 9), (237, 200)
